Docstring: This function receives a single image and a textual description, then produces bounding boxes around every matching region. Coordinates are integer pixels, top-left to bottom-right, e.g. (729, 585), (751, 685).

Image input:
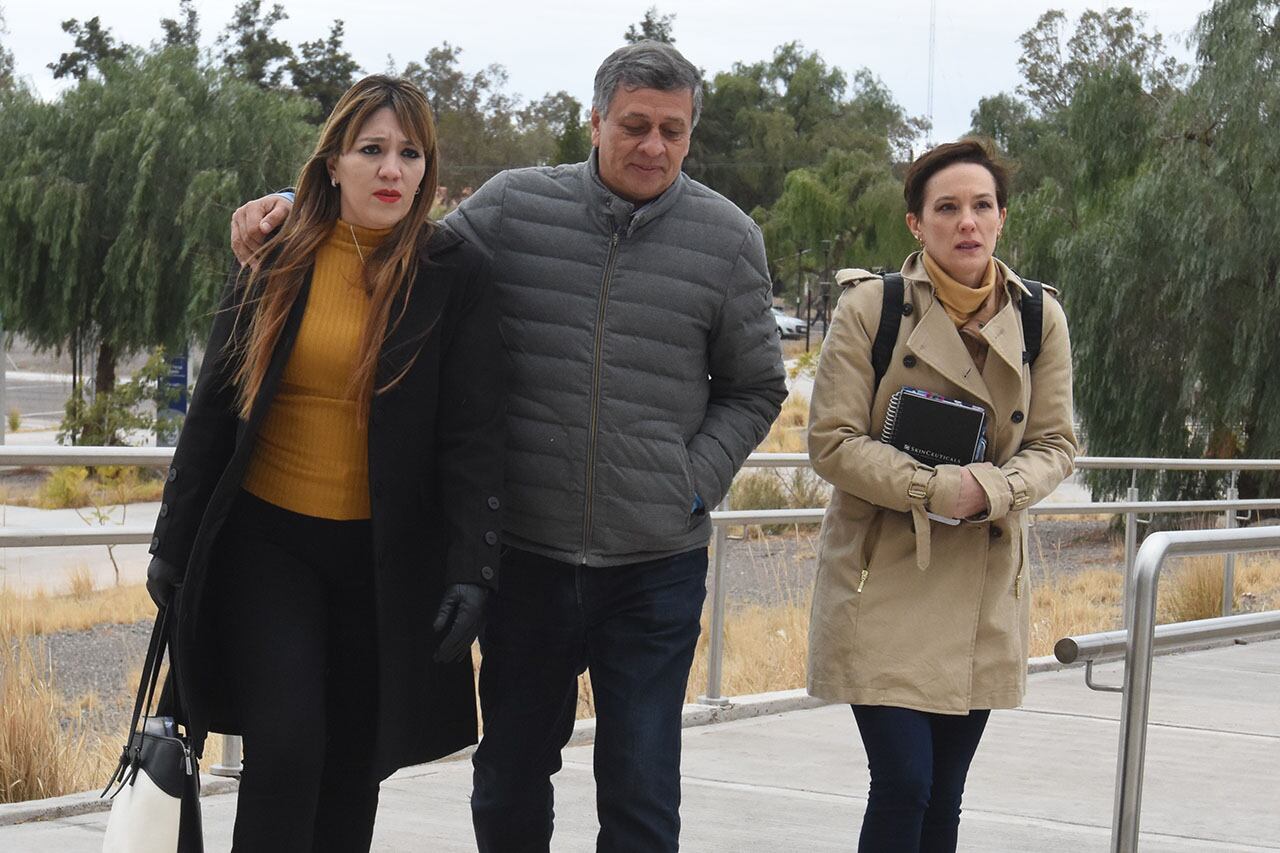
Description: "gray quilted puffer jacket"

(447, 152), (786, 566)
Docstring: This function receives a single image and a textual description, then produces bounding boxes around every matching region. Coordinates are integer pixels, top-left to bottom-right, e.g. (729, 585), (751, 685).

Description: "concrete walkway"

(3, 638), (1278, 851)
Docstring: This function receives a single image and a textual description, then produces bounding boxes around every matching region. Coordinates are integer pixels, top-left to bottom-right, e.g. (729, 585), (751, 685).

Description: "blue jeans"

(471, 546), (708, 853)
(851, 705), (991, 853)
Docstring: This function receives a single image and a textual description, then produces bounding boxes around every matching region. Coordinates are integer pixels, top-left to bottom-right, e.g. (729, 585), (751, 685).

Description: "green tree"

(160, 0), (200, 49)
(48, 16), (130, 80)
(1016, 7), (1186, 116)
(625, 7), (677, 44)
(0, 6), (15, 91)
(0, 46), (314, 417)
(288, 19), (361, 118)
(688, 44), (924, 214)
(218, 0), (292, 88)
(401, 44), (545, 190)
(982, 2), (1279, 498)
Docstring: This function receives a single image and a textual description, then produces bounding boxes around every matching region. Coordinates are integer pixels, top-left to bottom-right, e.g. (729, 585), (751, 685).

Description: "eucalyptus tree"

(0, 45), (314, 407)
(625, 7), (677, 44)
(218, 0), (292, 89)
(288, 19), (361, 119)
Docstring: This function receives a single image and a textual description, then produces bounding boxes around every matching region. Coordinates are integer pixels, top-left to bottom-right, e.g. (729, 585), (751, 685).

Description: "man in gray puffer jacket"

(231, 41), (785, 853)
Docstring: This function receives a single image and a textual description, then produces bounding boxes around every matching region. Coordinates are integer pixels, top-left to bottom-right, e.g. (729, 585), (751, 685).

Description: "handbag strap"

(103, 606), (171, 797)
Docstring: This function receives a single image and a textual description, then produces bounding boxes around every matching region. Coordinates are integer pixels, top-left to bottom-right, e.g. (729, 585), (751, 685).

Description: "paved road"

(3, 639), (1277, 851)
(4, 373), (74, 430)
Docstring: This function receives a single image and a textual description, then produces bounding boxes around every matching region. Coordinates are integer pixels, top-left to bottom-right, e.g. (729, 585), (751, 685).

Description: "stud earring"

(330, 176), (338, 187)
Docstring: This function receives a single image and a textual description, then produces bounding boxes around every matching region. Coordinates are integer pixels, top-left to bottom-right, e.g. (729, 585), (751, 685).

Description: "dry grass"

(755, 392), (809, 454)
(1158, 553), (1280, 623)
(1029, 569), (1124, 658)
(0, 629), (118, 803)
(0, 577), (155, 638)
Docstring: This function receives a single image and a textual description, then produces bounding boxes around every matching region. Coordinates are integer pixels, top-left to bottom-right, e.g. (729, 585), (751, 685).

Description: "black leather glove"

(146, 556), (183, 609)
(432, 582), (490, 663)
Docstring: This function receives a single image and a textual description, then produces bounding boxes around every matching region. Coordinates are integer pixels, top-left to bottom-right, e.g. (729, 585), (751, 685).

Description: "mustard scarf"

(922, 250), (997, 327)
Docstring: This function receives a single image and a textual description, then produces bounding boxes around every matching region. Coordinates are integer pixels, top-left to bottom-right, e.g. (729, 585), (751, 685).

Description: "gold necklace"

(348, 223), (366, 265)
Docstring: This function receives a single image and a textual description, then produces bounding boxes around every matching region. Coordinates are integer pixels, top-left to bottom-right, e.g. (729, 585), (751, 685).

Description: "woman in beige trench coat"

(806, 139), (1078, 852)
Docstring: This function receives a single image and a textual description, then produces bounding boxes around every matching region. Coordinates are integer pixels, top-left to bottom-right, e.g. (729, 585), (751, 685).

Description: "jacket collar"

(902, 252), (1030, 409)
(584, 148), (687, 235)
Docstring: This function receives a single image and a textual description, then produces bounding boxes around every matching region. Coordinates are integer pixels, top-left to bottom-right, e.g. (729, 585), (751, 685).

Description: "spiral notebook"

(880, 387), (988, 524)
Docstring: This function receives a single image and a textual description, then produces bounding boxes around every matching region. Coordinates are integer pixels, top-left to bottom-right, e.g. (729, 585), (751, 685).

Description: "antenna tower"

(927, 0), (937, 146)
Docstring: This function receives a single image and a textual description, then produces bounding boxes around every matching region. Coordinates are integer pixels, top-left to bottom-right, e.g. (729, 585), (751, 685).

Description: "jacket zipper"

(857, 568), (869, 594)
(581, 228), (622, 560)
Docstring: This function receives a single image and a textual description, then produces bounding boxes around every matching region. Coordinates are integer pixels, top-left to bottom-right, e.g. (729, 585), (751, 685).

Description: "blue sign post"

(157, 349), (188, 447)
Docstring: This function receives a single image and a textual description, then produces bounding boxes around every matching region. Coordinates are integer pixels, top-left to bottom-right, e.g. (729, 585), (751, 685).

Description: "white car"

(772, 307), (807, 339)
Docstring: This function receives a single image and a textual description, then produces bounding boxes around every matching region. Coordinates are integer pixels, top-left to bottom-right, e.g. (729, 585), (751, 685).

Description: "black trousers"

(210, 491), (380, 853)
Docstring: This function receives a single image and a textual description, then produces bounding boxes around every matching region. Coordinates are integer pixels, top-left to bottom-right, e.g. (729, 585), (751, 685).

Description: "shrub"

(36, 466), (92, 509)
(6, 408), (19, 432)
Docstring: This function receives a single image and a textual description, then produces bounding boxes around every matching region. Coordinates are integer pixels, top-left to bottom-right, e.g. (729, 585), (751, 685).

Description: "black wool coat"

(150, 222), (505, 780)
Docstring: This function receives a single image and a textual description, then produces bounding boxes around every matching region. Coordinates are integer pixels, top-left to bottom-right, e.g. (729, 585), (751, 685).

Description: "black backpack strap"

(872, 273), (905, 390)
(1020, 279), (1044, 366)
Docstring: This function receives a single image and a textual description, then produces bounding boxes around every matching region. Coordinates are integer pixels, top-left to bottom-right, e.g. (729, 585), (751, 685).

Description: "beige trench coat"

(806, 252), (1078, 713)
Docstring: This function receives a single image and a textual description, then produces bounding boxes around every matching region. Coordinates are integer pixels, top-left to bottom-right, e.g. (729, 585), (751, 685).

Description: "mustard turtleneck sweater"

(242, 220), (391, 520)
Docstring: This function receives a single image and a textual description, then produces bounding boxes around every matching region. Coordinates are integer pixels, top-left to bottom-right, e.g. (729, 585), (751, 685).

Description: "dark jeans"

(851, 705), (990, 853)
(471, 546), (709, 853)
(211, 492), (381, 853)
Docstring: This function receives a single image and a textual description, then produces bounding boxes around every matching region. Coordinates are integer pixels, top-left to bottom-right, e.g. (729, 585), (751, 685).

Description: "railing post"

(699, 518), (730, 706)
(209, 734), (243, 777)
(1223, 470), (1239, 617)
(1123, 472), (1139, 630)
(1112, 534), (1169, 853)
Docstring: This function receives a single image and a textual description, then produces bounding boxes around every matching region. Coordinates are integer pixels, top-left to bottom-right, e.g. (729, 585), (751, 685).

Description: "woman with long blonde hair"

(144, 75), (504, 851)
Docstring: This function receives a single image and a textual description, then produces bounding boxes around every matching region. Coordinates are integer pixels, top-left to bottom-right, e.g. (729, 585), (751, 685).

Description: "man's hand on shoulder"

(231, 193), (293, 264)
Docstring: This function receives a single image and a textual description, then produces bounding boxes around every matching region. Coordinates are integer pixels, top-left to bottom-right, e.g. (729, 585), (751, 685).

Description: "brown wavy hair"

(231, 75), (439, 425)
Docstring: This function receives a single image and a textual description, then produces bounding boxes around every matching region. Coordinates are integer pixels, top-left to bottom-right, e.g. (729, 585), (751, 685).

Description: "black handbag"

(101, 606), (204, 853)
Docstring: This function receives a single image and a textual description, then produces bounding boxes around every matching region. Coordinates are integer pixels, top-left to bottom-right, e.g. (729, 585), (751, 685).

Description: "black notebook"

(880, 387), (988, 524)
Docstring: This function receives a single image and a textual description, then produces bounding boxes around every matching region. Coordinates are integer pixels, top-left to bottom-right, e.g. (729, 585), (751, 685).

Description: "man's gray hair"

(592, 41), (703, 127)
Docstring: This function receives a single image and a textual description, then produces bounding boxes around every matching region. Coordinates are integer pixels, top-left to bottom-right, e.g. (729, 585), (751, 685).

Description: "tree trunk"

(94, 340), (116, 400)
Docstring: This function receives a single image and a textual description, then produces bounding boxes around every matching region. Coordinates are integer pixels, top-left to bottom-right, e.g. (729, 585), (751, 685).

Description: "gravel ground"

(30, 619), (154, 737)
(34, 519), (1122, 740)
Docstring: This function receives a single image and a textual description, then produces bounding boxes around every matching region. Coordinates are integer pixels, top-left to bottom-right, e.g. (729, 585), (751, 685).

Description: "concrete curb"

(0, 777), (239, 828)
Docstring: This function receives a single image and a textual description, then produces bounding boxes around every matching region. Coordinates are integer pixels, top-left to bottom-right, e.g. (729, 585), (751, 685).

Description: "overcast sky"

(5, 1), (1214, 142)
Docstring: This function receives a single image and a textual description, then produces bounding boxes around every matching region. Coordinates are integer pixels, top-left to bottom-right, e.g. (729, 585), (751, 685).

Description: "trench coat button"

(903, 355), (917, 368)
(487, 496), (500, 510)
(1011, 410), (1025, 424)
(150, 536), (160, 550)
(990, 525), (1003, 540)
(158, 503), (169, 518)
(480, 565), (494, 581)
(166, 466), (178, 482)
(902, 302), (914, 316)
(484, 531), (498, 546)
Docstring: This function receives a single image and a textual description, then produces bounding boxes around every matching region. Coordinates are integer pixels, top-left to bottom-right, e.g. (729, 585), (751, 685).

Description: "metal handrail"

(0, 446), (174, 466)
(1053, 526), (1280, 853)
(1054, 610), (1280, 666)
(737, 452), (1280, 472)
